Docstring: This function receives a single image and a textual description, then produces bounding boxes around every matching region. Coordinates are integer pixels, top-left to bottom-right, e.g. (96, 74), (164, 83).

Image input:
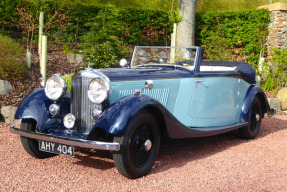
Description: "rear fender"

(241, 85), (272, 122)
(15, 88), (71, 132)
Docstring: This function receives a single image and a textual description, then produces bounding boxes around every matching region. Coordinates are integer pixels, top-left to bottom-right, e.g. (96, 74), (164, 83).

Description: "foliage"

(263, 49), (287, 91)
(2, 1), (178, 47)
(195, 9), (270, 68)
(79, 5), (126, 68)
(1, 0), (178, 70)
(119, 7), (179, 45)
(14, 0), (71, 45)
(0, 0), (19, 34)
(63, 0), (178, 12)
(14, 2), (38, 51)
(0, 34), (26, 80)
(64, 3), (178, 68)
(62, 3), (179, 45)
(61, 72), (75, 92)
(263, 75), (274, 92)
(196, 0), (287, 12)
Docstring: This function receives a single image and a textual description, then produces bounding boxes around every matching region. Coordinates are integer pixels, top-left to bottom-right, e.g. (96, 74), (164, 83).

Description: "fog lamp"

(63, 113), (76, 129)
(92, 105), (102, 120)
(49, 104), (60, 116)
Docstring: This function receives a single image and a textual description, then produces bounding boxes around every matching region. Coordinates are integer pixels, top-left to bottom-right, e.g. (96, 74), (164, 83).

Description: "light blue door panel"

(173, 78), (196, 126)
(189, 77), (247, 127)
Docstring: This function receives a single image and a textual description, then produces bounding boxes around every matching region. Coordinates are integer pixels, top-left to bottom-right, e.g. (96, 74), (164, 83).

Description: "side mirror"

(134, 80), (154, 95)
(119, 59), (128, 67)
(145, 80), (154, 90)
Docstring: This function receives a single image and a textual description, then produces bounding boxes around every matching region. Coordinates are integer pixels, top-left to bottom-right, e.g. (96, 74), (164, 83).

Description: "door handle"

(195, 80), (204, 87)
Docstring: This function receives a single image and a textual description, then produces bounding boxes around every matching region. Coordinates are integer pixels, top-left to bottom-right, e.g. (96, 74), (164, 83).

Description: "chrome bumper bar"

(10, 125), (120, 151)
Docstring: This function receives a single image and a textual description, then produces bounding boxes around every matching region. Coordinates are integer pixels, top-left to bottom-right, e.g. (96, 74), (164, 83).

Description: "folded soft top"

(201, 61), (256, 84)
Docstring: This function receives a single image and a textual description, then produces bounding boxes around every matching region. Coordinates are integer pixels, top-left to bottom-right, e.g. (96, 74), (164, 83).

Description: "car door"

(189, 76), (241, 127)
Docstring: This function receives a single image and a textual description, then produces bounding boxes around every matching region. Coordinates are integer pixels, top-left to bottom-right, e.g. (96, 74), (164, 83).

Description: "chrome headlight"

(88, 78), (110, 104)
(45, 74), (67, 100)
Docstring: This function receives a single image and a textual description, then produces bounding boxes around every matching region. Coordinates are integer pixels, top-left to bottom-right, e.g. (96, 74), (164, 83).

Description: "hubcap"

(144, 140), (152, 151)
(256, 114), (260, 121)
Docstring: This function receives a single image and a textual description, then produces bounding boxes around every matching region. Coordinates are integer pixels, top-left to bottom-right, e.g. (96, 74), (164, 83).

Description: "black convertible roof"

(201, 61), (256, 84)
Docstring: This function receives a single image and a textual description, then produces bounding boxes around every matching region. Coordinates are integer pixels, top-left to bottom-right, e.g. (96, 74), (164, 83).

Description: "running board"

(190, 122), (248, 132)
(167, 122), (248, 139)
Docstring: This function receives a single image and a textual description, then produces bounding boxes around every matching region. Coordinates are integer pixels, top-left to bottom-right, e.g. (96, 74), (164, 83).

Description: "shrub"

(262, 49), (287, 91)
(79, 5), (127, 68)
(0, 34), (26, 80)
(61, 72), (75, 92)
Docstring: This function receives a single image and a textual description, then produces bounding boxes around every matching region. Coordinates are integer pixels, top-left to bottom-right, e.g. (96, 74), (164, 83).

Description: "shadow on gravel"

(258, 116), (287, 138)
(73, 149), (114, 170)
(152, 116), (287, 175)
(62, 116), (286, 173)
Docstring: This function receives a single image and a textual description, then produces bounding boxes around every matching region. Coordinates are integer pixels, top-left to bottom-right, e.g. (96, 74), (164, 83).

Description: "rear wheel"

(20, 119), (57, 159)
(113, 111), (160, 179)
(239, 97), (262, 139)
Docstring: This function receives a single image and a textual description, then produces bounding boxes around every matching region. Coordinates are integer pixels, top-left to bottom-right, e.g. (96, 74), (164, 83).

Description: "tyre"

(113, 111), (160, 179)
(239, 97), (262, 139)
(20, 119), (57, 159)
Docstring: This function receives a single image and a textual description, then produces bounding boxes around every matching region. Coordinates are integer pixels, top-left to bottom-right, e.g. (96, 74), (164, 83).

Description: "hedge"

(195, 9), (270, 67)
(0, 0), (179, 46)
(0, 1), (270, 69)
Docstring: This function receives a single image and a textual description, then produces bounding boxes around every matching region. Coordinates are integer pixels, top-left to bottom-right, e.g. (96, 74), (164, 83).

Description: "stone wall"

(259, 3), (287, 59)
(266, 10), (287, 59)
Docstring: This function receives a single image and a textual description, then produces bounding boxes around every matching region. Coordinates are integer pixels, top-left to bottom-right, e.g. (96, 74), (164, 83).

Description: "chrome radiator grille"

(71, 76), (97, 133)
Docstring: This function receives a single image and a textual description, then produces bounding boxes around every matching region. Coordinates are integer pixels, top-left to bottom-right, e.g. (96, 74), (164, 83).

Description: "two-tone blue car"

(10, 46), (275, 179)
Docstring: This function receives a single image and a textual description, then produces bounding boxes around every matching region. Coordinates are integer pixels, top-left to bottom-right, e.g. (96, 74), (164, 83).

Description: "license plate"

(39, 140), (74, 157)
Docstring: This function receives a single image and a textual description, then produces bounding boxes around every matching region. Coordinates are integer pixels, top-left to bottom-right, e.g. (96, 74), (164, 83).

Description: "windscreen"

(131, 47), (198, 70)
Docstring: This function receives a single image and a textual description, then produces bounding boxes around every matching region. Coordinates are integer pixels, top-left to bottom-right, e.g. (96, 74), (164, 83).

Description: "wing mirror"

(134, 80), (154, 95)
(145, 80), (154, 90)
(119, 59), (128, 67)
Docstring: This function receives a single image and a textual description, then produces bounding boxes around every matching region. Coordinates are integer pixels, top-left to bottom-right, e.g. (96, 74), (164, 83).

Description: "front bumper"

(10, 125), (120, 151)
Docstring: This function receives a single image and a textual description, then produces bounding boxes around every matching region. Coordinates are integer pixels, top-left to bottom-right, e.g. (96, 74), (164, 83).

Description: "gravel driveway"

(1, 115), (287, 191)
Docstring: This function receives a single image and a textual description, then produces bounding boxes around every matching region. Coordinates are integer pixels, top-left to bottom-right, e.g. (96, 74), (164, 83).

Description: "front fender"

(241, 85), (272, 122)
(15, 88), (71, 132)
(91, 94), (163, 135)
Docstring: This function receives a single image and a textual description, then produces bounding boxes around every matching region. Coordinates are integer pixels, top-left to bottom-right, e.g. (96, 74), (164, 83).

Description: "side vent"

(119, 88), (170, 107)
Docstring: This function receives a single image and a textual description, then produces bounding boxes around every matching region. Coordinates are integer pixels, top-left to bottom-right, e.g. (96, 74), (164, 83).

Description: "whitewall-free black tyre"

(20, 119), (57, 159)
(113, 110), (160, 179)
(239, 97), (262, 139)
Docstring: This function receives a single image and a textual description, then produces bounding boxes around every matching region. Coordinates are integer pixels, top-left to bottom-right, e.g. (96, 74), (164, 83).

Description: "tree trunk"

(176, 0), (197, 47)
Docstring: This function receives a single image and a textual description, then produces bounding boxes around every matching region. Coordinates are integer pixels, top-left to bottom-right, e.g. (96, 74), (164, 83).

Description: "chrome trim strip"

(10, 125), (120, 151)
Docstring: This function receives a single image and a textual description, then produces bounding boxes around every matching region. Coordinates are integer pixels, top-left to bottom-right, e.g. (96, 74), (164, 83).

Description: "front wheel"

(20, 119), (57, 159)
(239, 97), (262, 139)
(113, 111), (160, 179)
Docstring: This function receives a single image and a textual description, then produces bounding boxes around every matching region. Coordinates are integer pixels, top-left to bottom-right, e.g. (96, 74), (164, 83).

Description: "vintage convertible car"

(11, 46), (275, 179)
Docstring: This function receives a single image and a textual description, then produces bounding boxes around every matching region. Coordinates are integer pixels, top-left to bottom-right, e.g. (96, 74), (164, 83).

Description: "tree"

(176, 0), (197, 46)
